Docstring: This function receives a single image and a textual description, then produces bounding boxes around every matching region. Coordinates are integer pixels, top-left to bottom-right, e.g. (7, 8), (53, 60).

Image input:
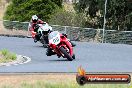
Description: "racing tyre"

(59, 47), (73, 61)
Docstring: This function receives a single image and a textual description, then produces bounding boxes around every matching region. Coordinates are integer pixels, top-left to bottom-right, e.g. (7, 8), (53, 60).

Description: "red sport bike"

(48, 31), (75, 61)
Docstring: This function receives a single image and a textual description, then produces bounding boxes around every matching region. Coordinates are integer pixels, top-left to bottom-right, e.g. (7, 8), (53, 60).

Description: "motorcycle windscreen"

(48, 31), (60, 45)
(38, 24), (48, 31)
(41, 24), (50, 31)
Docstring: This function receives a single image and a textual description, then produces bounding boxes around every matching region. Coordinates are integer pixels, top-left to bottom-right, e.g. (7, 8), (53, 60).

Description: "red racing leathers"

(29, 19), (44, 39)
(30, 19), (44, 31)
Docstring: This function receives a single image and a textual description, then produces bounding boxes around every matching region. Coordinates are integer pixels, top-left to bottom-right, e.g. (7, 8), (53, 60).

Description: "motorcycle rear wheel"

(59, 47), (73, 61)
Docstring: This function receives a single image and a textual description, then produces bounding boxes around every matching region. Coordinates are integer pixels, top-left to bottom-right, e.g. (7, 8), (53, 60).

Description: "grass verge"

(0, 49), (17, 63)
(0, 74), (131, 88)
(19, 82), (131, 88)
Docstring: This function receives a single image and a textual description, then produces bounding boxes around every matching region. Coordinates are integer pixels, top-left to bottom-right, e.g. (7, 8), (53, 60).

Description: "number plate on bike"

(53, 37), (59, 44)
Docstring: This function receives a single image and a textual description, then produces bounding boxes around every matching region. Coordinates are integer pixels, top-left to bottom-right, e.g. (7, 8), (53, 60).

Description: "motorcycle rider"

(30, 15), (45, 42)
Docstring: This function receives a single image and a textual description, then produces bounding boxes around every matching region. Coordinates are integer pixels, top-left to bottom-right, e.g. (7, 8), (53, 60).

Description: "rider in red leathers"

(30, 15), (44, 42)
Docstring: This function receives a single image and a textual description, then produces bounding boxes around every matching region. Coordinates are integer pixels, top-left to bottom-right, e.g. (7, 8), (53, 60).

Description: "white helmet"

(32, 15), (38, 23)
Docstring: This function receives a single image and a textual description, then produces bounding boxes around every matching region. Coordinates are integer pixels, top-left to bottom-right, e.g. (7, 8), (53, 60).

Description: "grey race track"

(0, 36), (132, 73)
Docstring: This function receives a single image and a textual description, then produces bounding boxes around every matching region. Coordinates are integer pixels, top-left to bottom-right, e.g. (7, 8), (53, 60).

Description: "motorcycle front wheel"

(59, 47), (73, 61)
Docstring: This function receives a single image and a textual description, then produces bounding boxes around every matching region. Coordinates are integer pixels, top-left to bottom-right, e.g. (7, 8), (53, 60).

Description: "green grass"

(1, 85), (13, 88)
(1, 49), (9, 56)
(0, 81), (131, 88)
(0, 49), (17, 63)
(43, 83), (131, 88)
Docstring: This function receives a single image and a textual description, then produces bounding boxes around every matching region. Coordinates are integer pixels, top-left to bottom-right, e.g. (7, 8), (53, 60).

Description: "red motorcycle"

(48, 31), (75, 61)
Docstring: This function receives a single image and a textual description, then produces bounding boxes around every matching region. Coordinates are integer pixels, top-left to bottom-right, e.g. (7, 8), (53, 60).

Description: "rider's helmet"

(32, 15), (38, 23)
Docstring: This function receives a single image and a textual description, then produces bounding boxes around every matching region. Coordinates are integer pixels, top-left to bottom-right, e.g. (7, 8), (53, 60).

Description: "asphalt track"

(0, 36), (132, 73)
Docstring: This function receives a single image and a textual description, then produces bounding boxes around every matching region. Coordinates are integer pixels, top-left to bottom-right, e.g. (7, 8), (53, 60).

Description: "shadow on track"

(32, 45), (46, 48)
(47, 59), (70, 62)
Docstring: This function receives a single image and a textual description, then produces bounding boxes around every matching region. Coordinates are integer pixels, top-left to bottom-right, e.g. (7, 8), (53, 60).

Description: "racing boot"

(34, 37), (37, 43)
(34, 34), (41, 43)
(46, 47), (56, 56)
